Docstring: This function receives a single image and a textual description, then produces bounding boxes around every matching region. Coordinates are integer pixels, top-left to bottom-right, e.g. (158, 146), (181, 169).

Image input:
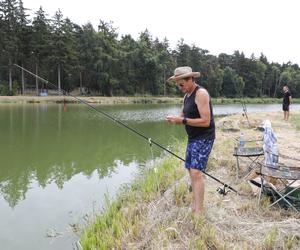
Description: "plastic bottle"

(239, 132), (245, 147)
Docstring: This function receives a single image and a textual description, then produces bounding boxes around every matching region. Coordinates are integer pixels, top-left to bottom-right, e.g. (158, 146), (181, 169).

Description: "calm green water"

(0, 103), (186, 250)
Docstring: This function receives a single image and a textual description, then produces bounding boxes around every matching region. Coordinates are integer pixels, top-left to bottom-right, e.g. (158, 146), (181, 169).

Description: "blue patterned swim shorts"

(185, 139), (214, 171)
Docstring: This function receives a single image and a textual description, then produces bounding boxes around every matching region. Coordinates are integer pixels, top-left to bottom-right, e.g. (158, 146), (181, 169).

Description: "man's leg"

(188, 169), (194, 211)
(190, 168), (205, 214)
(284, 111), (287, 120)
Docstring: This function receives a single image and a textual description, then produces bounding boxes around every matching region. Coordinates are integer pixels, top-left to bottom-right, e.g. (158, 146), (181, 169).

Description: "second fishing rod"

(14, 63), (238, 195)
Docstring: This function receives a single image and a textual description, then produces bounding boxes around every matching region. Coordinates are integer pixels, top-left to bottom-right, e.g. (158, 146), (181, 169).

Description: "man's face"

(176, 78), (189, 93)
(283, 86), (287, 92)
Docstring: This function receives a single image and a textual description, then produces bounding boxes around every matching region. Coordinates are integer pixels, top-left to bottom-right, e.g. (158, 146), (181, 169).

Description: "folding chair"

(257, 163), (300, 212)
(255, 120), (300, 212)
(233, 137), (264, 179)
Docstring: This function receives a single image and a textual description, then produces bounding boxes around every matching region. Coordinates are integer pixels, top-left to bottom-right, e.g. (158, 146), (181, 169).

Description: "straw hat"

(168, 66), (200, 82)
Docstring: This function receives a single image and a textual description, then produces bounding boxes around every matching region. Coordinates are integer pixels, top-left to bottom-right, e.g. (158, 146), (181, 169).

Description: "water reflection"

(1, 102), (300, 208)
(0, 104), (186, 208)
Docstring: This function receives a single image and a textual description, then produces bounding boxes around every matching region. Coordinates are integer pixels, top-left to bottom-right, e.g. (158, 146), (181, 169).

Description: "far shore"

(0, 95), (298, 105)
(0, 95), (182, 104)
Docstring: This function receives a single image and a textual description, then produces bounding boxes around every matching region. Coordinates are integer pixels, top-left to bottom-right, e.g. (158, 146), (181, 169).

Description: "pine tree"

(0, 0), (19, 94)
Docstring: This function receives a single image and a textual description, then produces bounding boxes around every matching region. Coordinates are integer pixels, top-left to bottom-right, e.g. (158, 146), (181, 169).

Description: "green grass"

(80, 156), (186, 249)
(190, 215), (223, 250)
(264, 227), (278, 250)
(212, 97), (300, 104)
(173, 182), (190, 206)
(284, 234), (300, 250)
(1, 95), (300, 104)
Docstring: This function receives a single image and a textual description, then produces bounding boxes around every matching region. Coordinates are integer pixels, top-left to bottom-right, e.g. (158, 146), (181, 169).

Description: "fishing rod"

(14, 63), (238, 195)
(241, 97), (251, 128)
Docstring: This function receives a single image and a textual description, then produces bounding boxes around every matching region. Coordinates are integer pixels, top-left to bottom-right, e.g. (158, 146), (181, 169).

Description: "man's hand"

(165, 115), (183, 124)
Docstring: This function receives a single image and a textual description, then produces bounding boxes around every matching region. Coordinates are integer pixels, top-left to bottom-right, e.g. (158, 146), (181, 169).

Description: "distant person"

(282, 85), (292, 121)
(166, 66), (215, 215)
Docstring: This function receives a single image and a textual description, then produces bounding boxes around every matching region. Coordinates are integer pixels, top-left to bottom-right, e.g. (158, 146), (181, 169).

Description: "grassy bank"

(79, 149), (225, 249)
(211, 97), (300, 104)
(0, 96), (182, 104)
(80, 155), (187, 249)
(79, 111), (300, 249)
(1, 95), (300, 105)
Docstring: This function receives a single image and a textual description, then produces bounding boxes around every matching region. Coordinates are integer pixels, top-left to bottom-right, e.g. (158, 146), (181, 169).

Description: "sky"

(22, 0), (300, 65)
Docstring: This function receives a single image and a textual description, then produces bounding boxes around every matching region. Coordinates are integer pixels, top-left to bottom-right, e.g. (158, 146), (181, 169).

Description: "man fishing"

(166, 66), (215, 215)
(15, 63), (236, 201)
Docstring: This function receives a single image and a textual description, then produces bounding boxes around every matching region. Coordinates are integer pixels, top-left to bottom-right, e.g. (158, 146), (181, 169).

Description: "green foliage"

(1, 2), (300, 97)
(0, 82), (9, 95)
(207, 65), (223, 97)
(222, 67), (242, 97)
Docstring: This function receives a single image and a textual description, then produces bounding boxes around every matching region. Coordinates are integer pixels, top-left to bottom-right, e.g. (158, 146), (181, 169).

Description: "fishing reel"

(217, 185), (231, 196)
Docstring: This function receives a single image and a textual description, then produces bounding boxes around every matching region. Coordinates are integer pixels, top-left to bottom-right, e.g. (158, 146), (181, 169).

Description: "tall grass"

(80, 156), (186, 249)
(264, 227), (278, 250)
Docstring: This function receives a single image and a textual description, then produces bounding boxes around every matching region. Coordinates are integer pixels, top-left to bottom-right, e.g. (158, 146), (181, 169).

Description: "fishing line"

(14, 63), (238, 195)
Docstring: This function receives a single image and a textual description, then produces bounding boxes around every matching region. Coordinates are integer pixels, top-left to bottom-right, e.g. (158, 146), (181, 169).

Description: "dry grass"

(81, 111), (300, 249)
(124, 111), (300, 249)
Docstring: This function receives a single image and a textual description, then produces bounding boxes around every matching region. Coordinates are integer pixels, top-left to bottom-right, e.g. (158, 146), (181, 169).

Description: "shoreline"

(0, 95), (298, 105)
(0, 96), (182, 104)
(80, 111), (300, 249)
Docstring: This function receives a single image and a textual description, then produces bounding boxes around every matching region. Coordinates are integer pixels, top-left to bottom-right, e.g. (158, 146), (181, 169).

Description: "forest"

(1, 0), (300, 97)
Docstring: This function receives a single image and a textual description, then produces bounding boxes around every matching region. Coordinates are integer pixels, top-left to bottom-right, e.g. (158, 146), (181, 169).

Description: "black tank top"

(183, 85), (215, 141)
(283, 91), (291, 105)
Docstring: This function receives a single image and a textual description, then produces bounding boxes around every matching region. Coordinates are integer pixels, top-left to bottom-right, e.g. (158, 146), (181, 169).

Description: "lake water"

(0, 102), (299, 250)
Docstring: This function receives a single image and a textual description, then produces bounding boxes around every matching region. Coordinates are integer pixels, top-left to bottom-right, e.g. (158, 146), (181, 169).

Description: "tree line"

(1, 0), (300, 97)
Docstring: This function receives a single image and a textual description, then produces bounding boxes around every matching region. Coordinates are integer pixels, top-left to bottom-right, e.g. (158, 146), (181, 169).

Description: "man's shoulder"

(195, 88), (210, 105)
(196, 87), (209, 100)
(196, 87), (208, 95)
